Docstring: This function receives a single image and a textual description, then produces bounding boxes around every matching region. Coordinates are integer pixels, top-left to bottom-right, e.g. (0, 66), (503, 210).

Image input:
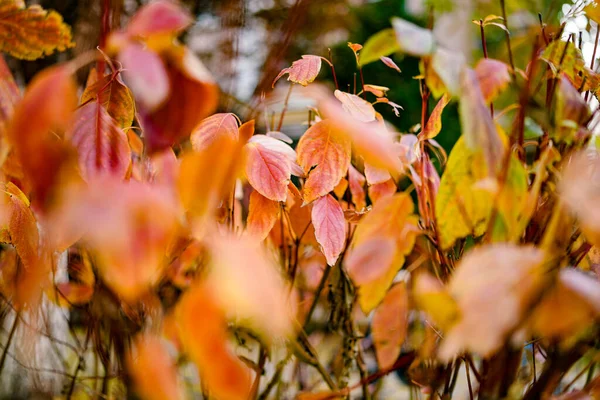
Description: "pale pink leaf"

(311, 194), (347, 266)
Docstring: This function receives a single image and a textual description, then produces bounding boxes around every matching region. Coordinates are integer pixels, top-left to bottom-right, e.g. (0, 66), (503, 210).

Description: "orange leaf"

(207, 233), (296, 338)
(81, 71), (135, 129)
(364, 162), (391, 185)
(420, 93), (450, 140)
(191, 113), (239, 151)
(246, 190), (280, 240)
(7, 65), (77, 210)
(348, 165), (366, 210)
(244, 135), (297, 202)
(238, 119), (255, 143)
(346, 236), (396, 285)
(372, 282), (408, 369)
(54, 282), (94, 307)
(334, 90), (376, 122)
(3, 182), (38, 270)
(311, 194), (346, 266)
(273, 55), (322, 87)
(368, 178), (397, 204)
(475, 58), (511, 103)
(66, 102), (131, 180)
(296, 119), (351, 204)
(177, 285), (253, 400)
(127, 0), (192, 37)
(127, 334), (184, 400)
(0, 55), (20, 156)
(351, 193), (418, 312)
(0, 0), (74, 60)
(439, 244), (544, 360)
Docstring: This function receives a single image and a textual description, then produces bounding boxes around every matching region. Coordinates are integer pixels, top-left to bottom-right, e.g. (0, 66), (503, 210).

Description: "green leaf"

(359, 28), (400, 66)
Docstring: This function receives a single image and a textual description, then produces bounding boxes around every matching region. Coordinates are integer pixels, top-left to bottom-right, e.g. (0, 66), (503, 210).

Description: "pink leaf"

(380, 56), (401, 73)
(311, 194), (347, 266)
(191, 113), (239, 151)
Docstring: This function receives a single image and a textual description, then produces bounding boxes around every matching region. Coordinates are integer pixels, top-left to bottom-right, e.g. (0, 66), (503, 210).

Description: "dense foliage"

(1, 0), (600, 399)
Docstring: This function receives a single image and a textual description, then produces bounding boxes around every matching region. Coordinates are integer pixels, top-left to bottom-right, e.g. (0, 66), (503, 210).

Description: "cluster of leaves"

(2, 0), (600, 399)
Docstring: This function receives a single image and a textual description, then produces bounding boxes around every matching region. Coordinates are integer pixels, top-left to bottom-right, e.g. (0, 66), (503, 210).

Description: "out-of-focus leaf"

(334, 90), (376, 122)
(541, 40), (586, 86)
(348, 165), (366, 210)
(527, 268), (600, 341)
(273, 55), (322, 87)
(359, 28), (400, 66)
(177, 284), (252, 400)
(585, 0), (600, 24)
(474, 59), (511, 103)
(391, 17), (435, 57)
(363, 84), (390, 98)
(346, 236), (396, 285)
(0, 0), (74, 60)
(439, 244), (544, 360)
(207, 234), (296, 338)
(432, 48), (466, 97)
(81, 70), (135, 129)
(191, 113), (239, 151)
(413, 272), (458, 330)
(7, 65), (77, 210)
(66, 102), (131, 180)
(54, 282), (94, 307)
(0, 55), (20, 169)
(239, 119), (255, 143)
(127, 0), (192, 37)
(554, 77), (590, 143)
(372, 282), (408, 369)
(349, 193), (418, 313)
(368, 178), (397, 204)
(127, 334), (184, 400)
(245, 135), (297, 202)
(296, 119), (351, 204)
(420, 93), (450, 140)
(459, 68), (504, 176)
(311, 194), (346, 266)
(2, 182), (37, 270)
(246, 190), (280, 241)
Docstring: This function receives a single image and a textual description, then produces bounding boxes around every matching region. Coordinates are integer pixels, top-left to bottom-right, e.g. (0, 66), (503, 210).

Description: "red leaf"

(297, 119), (351, 203)
(66, 102), (131, 180)
(372, 282), (408, 369)
(475, 58), (511, 103)
(244, 135), (296, 202)
(191, 113), (239, 151)
(127, 0), (192, 37)
(311, 194), (346, 265)
(273, 55), (322, 87)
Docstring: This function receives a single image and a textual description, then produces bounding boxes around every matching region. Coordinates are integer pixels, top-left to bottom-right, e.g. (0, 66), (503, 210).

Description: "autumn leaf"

(246, 190), (280, 240)
(0, 54), (19, 145)
(372, 282), (408, 369)
(359, 28), (400, 66)
(2, 182), (38, 271)
(312, 194), (346, 266)
(7, 65), (78, 210)
(380, 56), (401, 73)
(126, 0), (192, 37)
(66, 102), (131, 180)
(53, 282), (94, 307)
(391, 17), (435, 57)
(459, 68), (504, 176)
(586, 0), (600, 24)
(420, 93), (450, 140)
(206, 233), (296, 338)
(554, 77), (591, 142)
(474, 59), (511, 103)
(245, 135), (297, 202)
(239, 119), (255, 143)
(81, 70), (135, 129)
(273, 55), (322, 87)
(348, 165), (366, 210)
(296, 119), (351, 204)
(364, 162), (391, 185)
(191, 113), (240, 151)
(127, 334), (184, 400)
(413, 272), (458, 331)
(177, 284), (253, 400)
(334, 90), (376, 122)
(0, 0), (74, 60)
(350, 193), (419, 313)
(368, 178), (397, 204)
(439, 244), (545, 360)
(345, 236), (396, 285)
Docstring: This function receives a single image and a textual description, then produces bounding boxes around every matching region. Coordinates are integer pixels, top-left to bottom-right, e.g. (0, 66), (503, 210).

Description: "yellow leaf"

(0, 0), (74, 60)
